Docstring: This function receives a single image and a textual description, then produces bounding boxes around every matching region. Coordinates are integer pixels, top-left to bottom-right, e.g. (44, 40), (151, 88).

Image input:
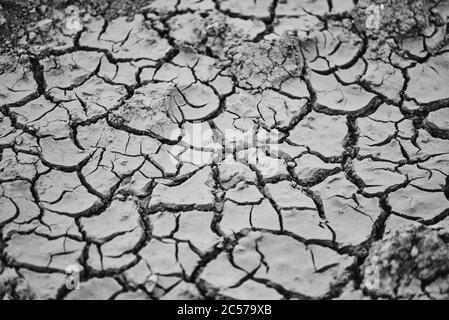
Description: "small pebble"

(411, 246), (419, 257)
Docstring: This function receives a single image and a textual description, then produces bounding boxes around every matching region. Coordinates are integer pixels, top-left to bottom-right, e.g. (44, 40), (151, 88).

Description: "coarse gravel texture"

(0, 0), (449, 300)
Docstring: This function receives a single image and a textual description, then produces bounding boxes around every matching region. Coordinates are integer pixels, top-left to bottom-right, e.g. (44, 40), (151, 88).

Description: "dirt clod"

(360, 226), (449, 299)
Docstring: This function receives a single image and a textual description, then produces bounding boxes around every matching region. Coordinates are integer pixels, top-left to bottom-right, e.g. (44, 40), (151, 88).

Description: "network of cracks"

(0, 0), (449, 300)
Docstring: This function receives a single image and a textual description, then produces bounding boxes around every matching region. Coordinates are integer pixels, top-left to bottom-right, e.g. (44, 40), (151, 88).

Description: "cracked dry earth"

(1, 0), (449, 300)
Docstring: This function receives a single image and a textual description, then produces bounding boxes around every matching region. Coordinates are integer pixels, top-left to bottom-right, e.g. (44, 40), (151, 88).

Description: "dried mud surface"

(1, 0), (449, 300)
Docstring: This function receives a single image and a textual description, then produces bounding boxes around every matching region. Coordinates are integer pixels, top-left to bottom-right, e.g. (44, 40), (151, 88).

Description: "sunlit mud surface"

(1, 0), (449, 300)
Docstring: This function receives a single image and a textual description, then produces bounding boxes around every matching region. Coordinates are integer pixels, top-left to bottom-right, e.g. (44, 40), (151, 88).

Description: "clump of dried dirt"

(354, 0), (430, 40)
(352, 0), (449, 59)
(225, 34), (305, 91)
(108, 82), (182, 141)
(0, 269), (35, 300)
(195, 12), (235, 56)
(360, 226), (449, 299)
(165, 10), (265, 58)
